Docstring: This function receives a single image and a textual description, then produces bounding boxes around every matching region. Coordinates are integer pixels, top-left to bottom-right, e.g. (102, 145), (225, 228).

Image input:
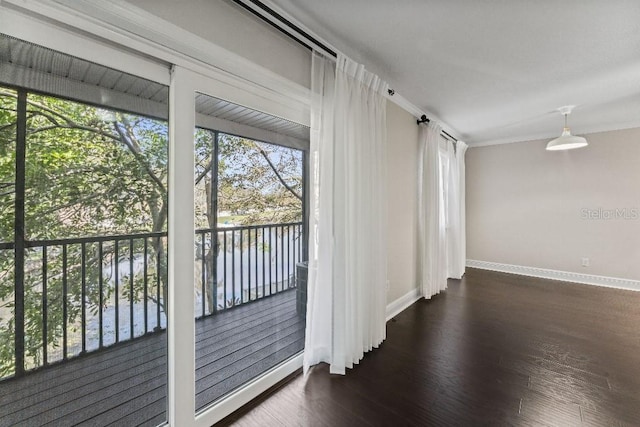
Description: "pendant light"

(546, 106), (588, 151)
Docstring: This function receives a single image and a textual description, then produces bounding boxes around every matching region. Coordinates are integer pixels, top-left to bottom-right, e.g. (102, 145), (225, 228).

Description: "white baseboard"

(386, 287), (422, 321)
(466, 259), (640, 292)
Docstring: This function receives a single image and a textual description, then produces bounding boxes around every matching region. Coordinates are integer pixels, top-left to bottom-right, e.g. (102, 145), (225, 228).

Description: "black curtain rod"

(231, 0), (337, 57)
(416, 114), (457, 142)
(231, 1), (396, 96)
(416, 114), (430, 125)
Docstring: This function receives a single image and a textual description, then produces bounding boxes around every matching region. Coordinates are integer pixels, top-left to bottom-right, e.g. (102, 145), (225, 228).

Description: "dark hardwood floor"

(218, 268), (640, 426)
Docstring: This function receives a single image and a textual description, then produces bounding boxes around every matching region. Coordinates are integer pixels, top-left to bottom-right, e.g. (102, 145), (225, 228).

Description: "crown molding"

(387, 93), (461, 140)
(468, 120), (640, 148)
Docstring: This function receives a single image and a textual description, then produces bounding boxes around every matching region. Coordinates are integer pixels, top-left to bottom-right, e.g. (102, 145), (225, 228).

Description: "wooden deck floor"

(0, 289), (304, 427)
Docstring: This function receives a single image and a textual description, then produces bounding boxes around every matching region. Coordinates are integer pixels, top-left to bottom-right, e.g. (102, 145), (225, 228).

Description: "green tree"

(217, 133), (302, 225)
(0, 88), (304, 376)
(0, 89), (169, 375)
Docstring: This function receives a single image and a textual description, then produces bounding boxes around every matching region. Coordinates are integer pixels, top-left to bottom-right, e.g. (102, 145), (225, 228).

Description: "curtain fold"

(419, 123), (468, 298)
(447, 141), (468, 279)
(304, 52), (388, 375)
(457, 141), (468, 277)
(418, 123), (447, 298)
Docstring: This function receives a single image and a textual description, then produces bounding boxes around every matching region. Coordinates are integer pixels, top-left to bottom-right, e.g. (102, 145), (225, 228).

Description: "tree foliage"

(0, 87), (303, 377)
(0, 89), (169, 375)
(203, 133), (302, 226)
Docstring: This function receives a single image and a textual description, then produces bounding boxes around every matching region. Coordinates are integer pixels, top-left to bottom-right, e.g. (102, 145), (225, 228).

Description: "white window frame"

(171, 66), (305, 427)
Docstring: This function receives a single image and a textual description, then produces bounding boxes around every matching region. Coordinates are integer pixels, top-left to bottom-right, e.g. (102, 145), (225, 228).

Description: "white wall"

(126, 0), (311, 88)
(466, 127), (640, 281)
(386, 101), (420, 303)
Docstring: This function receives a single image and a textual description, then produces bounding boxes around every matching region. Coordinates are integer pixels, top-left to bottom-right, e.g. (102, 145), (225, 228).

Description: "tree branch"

(0, 122), (16, 132)
(1, 89), (167, 196)
(254, 143), (302, 201)
(39, 191), (108, 216)
(113, 121), (167, 195)
(195, 160), (214, 186)
(24, 105), (121, 144)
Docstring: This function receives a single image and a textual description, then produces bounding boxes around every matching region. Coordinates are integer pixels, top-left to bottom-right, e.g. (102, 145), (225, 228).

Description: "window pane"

(194, 93), (307, 414)
(0, 88), (16, 378)
(0, 35), (169, 427)
(0, 88), (16, 242)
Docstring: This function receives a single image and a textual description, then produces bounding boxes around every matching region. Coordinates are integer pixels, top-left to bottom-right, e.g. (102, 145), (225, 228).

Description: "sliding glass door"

(192, 93), (307, 414)
(0, 34), (169, 426)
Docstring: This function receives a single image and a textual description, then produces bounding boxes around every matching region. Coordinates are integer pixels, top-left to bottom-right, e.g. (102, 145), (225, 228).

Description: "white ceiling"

(269, 0), (640, 145)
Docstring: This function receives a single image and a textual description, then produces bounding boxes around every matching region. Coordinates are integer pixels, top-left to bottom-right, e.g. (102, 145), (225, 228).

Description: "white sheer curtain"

(419, 123), (468, 299)
(457, 142), (468, 276)
(447, 141), (468, 279)
(305, 51), (388, 375)
(419, 123), (447, 298)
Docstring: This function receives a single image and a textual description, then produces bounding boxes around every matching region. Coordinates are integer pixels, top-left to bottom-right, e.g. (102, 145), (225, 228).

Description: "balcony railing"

(0, 222), (303, 380)
(195, 222), (304, 318)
